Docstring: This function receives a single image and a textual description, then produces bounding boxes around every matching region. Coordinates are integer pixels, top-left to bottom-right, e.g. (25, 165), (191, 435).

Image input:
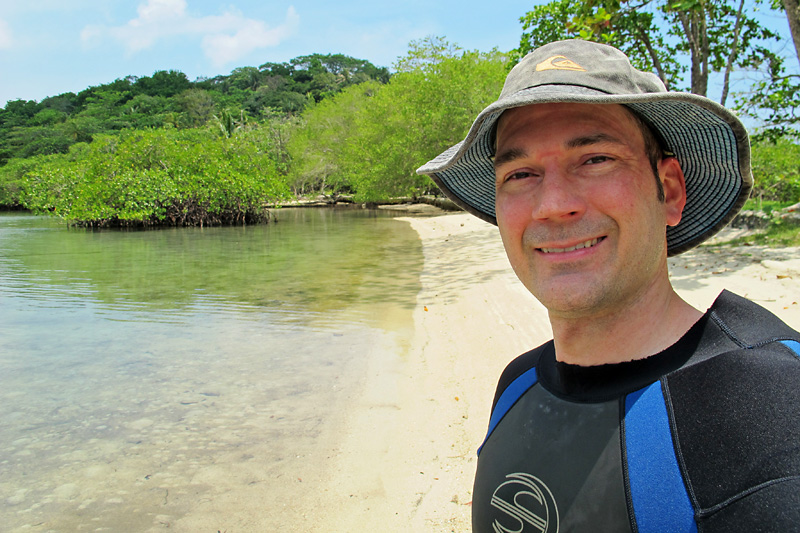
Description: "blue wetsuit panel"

(782, 340), (800, 358)
(624, 382), (697, 532)
(478, 367), (537, 455)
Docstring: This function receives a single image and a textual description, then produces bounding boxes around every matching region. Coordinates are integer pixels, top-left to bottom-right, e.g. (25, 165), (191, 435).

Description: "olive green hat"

(416, 39), (752, 255)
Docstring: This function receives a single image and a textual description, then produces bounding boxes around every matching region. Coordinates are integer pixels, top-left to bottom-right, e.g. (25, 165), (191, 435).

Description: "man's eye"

(585, 155), (611, 165)
(506, 170), (536, 181)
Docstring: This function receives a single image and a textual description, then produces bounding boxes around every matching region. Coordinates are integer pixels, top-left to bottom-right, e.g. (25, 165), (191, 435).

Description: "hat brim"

(417, 85), (752, 256)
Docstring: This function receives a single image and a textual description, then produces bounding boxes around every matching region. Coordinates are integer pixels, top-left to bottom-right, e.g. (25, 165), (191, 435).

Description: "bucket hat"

(416, 39), (752, 255)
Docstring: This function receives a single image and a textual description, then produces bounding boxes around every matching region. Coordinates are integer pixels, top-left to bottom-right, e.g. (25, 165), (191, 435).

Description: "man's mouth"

(538, 237), (604, 254)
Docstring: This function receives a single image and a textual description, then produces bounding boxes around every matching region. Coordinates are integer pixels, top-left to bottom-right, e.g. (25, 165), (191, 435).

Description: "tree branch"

(638, 28), (670, 89)
(720, 0), (746, 106)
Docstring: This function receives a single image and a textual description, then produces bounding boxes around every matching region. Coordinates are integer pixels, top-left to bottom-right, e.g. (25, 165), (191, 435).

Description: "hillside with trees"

(0, 39), (509, 226)
(0, 53), (396, 225)
(2, 1), (800, 228)
(0, 53), (389, 165)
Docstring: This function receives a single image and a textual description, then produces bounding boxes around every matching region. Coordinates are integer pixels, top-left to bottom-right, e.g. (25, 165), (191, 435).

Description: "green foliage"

(749, 137), (800, 204)
(343, 44), (507, 201)
(31, 108), (67, 126)
(742, 198), (791, 213)
(243, 87), (311, 116)
(1, 53), (389, 164)
(192, 53), (390, 115)
(0, 50), (396, 220)
(0, 156), (44, 207)
(133, 70), (192, 98)
(213, 109), (250, 138)
(5, 125), (74, 158)
(663, 0), (781, 99)
(40, 93), (79, 114)
(173, 88), (214, 128)
(394, 36), (465, 72)
(286, 81), (382, 195)
(18, 127), (290, 226)
(2, 99), (41, 127)
(737, 73), (800, 141)
(287, 38), (508, 201)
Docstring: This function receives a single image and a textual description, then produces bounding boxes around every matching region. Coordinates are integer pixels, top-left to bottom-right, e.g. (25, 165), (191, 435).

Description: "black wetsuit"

(473, 291), (800, 533)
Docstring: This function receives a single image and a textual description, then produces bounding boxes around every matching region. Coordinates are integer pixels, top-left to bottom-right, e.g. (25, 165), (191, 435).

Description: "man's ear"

(659, 157), (686, 227)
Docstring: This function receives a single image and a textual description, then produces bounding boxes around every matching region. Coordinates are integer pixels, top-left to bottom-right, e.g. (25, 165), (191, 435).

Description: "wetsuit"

(473, 291), (800, 533)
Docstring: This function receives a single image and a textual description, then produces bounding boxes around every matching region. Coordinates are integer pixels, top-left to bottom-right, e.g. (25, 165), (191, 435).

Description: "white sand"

(317, 212), (800, 532)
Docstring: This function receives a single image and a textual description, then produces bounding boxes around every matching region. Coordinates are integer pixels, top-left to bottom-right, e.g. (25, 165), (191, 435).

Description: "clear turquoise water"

(0, 208), (423, 531)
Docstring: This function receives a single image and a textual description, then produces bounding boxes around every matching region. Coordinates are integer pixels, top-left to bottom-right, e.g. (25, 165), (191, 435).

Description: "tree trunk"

(720, 0), (746, 106)
(698, 5), (710, 97)
(784, 0), (800, 67)
(677, 11), (701, 95)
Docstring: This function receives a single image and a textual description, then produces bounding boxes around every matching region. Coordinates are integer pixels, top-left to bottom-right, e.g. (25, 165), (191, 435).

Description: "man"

(417, 40), (800, 532)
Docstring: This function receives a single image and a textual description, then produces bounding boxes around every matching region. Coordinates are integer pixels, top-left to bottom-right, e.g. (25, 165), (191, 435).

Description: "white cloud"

(134, 0), (187, 23)
(202, 10), (299, 66)
(81, 1), (299, 66)
(0, 18), (13, 49)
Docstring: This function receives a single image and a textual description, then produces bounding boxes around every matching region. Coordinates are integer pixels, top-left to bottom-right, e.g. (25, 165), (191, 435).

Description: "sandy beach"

(319, 212), (800, 532)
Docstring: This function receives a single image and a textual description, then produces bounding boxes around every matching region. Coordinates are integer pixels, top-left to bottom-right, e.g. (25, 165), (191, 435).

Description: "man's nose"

(531, 173), (585, 222)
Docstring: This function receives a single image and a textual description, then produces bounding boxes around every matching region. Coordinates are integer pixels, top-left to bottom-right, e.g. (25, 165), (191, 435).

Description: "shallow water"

(0, 208), (423, 531)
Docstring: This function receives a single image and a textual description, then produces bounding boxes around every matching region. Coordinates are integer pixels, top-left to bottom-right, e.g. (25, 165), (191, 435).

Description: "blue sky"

(0, 1), (795, 108)
(0, 0), (534, 106)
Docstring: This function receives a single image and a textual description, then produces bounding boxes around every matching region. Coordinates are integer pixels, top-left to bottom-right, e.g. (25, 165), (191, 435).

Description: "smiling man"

(418, 40), (800, 532)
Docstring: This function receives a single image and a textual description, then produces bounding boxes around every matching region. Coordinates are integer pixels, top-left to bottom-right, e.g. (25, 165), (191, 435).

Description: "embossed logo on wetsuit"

(490, 473), (560, 533)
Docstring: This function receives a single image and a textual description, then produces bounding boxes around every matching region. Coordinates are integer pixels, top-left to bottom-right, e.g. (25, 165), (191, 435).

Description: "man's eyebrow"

(493, 133), (628, 169)
(492, 147), (527, 169)
(566, 133), (625, 149)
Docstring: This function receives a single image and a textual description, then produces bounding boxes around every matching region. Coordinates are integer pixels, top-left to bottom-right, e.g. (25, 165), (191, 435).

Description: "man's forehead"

(497, 102), (635, 130)
(494, 102), (640, 151)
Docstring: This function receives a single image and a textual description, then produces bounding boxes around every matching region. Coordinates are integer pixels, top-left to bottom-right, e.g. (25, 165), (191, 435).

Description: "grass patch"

(721, 219), (800, 247)
(742, 199), (795, 215)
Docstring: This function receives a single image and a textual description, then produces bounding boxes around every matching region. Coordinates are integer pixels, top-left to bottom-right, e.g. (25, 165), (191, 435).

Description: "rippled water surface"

(0, 208), (423, 531)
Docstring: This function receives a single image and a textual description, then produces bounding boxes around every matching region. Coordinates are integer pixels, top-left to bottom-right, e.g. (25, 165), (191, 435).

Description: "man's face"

(493, 103), (685, 319)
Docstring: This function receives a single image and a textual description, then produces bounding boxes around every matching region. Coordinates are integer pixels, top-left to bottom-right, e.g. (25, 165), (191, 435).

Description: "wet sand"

(317, 212), (800, 532)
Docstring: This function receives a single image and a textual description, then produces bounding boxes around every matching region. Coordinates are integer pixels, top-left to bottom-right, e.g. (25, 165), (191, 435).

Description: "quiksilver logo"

(491, 473), (560, 533)
(535, 55), (586, 72)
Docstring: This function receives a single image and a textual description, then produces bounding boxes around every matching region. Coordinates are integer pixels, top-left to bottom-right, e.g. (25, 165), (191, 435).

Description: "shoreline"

(316, 213), (551, 531)
(319, 212), (800, 531)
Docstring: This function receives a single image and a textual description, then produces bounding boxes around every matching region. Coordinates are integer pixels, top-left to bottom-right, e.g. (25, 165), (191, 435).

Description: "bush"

(286, 38), (509, 201)
(0, 156), (43, 207)
(21, 126), (290, 226)
(749, 137), (800, 206)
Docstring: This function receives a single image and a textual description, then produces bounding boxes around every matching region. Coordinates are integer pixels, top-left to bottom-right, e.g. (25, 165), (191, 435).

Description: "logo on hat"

(536, 55), (586, 72)
(491, 472), (560, 532)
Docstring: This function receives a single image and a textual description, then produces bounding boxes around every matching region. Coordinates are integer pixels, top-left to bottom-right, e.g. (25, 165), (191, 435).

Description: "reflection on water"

(0, 208), (423, 531)
(1, 207), (421, 324)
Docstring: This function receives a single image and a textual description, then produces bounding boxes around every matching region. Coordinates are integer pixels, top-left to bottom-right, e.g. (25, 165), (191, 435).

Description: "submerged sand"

(317, 212), (800, 532)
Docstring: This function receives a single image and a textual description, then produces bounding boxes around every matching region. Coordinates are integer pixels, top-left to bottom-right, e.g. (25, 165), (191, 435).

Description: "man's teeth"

(540, 238), (600, 254)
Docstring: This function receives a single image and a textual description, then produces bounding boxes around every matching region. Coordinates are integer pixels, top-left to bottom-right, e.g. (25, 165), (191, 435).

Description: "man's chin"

(529, 280), (612, 318)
